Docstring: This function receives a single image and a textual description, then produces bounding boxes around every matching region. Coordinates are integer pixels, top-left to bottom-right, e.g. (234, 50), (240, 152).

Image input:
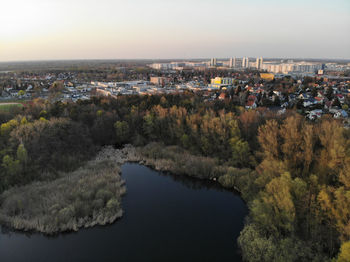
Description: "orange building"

(260, 73), (275, 81)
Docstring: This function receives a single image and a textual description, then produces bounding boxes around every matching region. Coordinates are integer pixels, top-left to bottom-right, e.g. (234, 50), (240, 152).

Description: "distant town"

(1, 58), (349, 124)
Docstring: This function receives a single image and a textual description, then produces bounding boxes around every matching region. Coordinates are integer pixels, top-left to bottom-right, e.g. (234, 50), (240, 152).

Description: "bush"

(106, 198), (119, 210)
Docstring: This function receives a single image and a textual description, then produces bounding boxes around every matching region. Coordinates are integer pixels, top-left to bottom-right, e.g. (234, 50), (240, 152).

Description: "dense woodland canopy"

(0, 93), (349, 261)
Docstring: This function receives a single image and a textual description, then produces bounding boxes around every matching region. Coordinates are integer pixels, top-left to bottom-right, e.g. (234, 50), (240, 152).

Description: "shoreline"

(0, 144), (245, 235)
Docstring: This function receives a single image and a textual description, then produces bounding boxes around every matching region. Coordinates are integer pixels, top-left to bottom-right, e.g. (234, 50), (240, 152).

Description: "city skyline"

(1, 0), (350, 62)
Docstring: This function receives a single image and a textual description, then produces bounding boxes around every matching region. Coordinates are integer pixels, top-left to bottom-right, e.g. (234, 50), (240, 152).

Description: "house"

(331, 109), (349, 119)
(307, 109), (323, 120)
(303, 98), (317, 107)
(245, 94), (258, 109)
(317, 91), (324, 98)
(246, 100), (257, 109)
(247, 95), (257, 102)
(298, 93), (309, 100)
(341, 110), (349, 118)
(218, 93), (226, 100)
(281, 102), (289, 108)
(273, 91), (281, 96)
(314, 97), (324, 104)
(324, 101), (332, 110)
(335, 94), (345, 103)
(277, 108), (286, 115)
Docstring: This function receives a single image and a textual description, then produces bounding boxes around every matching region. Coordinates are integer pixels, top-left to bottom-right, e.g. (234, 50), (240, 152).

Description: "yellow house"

(211, 77), (223, 84)
(210, 77), (234, 85)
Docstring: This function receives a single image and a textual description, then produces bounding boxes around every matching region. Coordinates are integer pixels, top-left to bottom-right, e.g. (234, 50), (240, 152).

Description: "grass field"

(0, 103), (24, 112)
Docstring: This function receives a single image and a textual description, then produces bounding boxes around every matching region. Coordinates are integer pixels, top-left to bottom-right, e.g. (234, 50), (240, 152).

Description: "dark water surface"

(0, 163), (247, 262)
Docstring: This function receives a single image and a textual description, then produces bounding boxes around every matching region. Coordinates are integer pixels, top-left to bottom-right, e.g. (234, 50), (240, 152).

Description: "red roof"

(246, 100), (256, 107)
(219, 93), (226, 99)
(325, 101), (332, 108)
(247, 95), (257, 101)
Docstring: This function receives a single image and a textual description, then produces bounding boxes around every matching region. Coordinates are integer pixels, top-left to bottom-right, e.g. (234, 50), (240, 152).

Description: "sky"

(0, 0), (349, 61)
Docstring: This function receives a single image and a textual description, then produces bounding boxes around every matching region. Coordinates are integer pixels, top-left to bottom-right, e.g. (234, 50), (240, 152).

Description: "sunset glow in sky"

(1, 0), (350, 61)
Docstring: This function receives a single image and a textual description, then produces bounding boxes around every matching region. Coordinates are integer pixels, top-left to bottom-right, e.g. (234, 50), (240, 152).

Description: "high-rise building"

(242, 57), (246, 68)
(256, 57), (263, 70)
(242, 57), (249, 68)
(229, 57), (236, 68)
(210, 58), (217, 67)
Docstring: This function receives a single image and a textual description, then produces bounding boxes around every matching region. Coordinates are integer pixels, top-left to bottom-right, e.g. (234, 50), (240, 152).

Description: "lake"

(0, 163), (247, 262)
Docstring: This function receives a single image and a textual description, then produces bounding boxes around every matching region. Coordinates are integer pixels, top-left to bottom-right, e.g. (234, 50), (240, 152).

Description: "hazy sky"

(1, 0), (349, 61)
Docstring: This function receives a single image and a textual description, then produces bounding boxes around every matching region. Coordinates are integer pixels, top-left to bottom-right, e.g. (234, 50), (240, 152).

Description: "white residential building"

(242, 57), (249, 68)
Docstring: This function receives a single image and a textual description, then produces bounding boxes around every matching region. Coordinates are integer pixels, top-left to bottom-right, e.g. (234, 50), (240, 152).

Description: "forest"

(0, 93), (349, 261)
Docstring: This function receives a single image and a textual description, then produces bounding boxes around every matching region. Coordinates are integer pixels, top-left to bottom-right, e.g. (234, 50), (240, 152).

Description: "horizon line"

(1, 57), (350, 64)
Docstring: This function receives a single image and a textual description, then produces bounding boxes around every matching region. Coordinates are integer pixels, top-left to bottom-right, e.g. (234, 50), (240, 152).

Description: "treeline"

(237, 115), (350, 261)
(0, 116), (95, 191)
(0, 94), (349, 261)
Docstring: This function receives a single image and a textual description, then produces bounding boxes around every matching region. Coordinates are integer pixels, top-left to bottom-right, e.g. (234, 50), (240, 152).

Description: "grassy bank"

(138, 142), (227, 179)
(0, 103), (24, 112)
(0, 160), (126, 234)
(137, 143), (256, 201)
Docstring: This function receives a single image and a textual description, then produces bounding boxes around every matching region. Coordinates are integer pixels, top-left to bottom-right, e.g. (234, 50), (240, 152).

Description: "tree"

(238, 224), (276, 262)
(114, 121), (130, 146)
(318, 186), (350, 242)
(20, 117), (28, 125)
(333, 97), (341, 108)
(39, 110), (48, 119)
(49, 81), (65, 101)
(280, 115), (303, 174)
(180, 134), (190, 149)
(251, 172), (295, 234)
(227, 119), (252, 166)
(17, 143), (28, 170)
(143, 113), (155, 140)
(18, 90), (26, 96)
(10, 118), (94, 172)
(317, 120), (347, 184)
(1, 119), (19, 137)
(230, 137), (250, 167)
(301, 124), (315, 175)
(291, 177), (308, 232)
(326, 87), (334, 100)
(337, 241), (350, 262)
(238, 110), (261, 150)
(2, 155), (20, 186)
(257, 119), (280, 160)
(273, 95), (281, 107)
(160, 96), (168, 107)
